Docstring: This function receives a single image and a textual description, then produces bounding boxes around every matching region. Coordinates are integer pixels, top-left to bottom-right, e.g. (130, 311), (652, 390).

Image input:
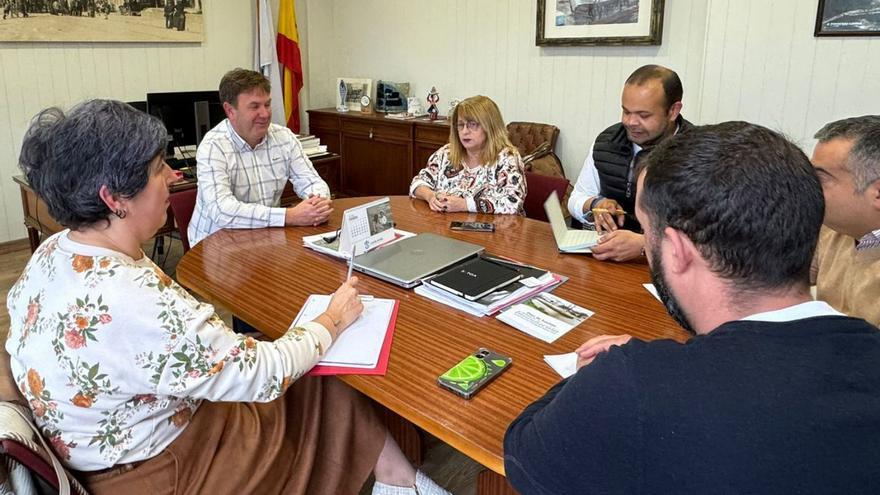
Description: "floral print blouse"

(5, 232), (331, 471)
(409, 144), (527, 215)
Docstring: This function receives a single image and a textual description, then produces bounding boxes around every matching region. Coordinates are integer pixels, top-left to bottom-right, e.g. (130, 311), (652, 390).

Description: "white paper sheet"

(292, 295), (395, 368)
(643, 283), (661, 302)
(543, 352), (578, 379)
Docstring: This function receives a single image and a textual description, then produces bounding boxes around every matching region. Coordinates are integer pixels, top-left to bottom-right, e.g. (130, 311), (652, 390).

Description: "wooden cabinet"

(310, 154), (341, 196)
(308, 109), (450, 197)
(339, 118), (412, 197)
(413, 121), (450, 177)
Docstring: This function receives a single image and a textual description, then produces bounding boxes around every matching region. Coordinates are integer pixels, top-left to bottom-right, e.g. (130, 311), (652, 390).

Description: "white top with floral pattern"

(5, 231), (331, 471)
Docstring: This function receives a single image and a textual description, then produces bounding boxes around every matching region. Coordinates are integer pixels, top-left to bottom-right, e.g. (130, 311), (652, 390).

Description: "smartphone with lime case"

(437, 348), (512, 399)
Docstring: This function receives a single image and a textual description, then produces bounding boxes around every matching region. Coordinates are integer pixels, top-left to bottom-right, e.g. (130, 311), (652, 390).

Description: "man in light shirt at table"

(810, 115), (880, 326)
(188, 68), (332, 247)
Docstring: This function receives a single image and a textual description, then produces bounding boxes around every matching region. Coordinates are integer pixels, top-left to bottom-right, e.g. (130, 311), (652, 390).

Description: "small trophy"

(426, 87), (440, 121)
(336, 80), (349, 113)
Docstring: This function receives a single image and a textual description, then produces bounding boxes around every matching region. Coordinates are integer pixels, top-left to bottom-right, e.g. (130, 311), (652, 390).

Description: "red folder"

(308, 300), (399, 376)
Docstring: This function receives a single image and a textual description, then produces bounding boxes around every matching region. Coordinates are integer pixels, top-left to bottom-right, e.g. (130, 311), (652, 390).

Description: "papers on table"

(303, 228), (416, 260)
(416, 269), (565, 317)
(643, 283), (661, 302)
(544, 352), (578, 379)
(292, 294), (398, 375)
(496, 292), (594, 343)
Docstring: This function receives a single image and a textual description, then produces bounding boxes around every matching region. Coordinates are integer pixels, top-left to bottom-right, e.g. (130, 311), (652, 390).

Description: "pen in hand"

(591, 208), (628, 215)
(346, 245), (358, 282)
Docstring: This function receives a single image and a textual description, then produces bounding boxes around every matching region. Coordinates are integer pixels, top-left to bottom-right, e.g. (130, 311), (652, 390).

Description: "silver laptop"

(543, 191), (600, 253)
(353, 233), (484, 288)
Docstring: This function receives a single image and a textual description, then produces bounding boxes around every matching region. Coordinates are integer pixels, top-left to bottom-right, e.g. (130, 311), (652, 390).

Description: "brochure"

(496, 292), (594, 343)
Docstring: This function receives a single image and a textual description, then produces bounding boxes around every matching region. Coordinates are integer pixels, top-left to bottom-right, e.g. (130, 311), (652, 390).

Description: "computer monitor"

(194, 100), (227, 144)
(146, 90), (223, 156)
(126, 100), (148, 113)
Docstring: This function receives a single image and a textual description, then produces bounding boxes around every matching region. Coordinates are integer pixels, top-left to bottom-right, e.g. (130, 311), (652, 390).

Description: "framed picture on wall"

(536, 0), (665, 46)
(0, 1), (203, 43)
(814, 0), (880, 37)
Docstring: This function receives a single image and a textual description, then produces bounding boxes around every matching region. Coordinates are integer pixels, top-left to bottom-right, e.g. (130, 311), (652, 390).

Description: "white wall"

(300, 0), (880, 179)
(301, 0), (710, 181)
(0, 0), (253, 243)
(2, 0), (878, 243)
(697, 0), (880, 149)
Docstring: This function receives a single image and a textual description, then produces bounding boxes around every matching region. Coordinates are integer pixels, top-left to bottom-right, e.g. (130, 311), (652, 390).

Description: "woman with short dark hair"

(7, 99), (449, 495)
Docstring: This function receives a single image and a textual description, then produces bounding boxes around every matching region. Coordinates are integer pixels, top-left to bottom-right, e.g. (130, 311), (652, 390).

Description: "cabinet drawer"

(342, 119), (412, 142)
(415, 123), (450, 145)
(308, 111), (340, 132)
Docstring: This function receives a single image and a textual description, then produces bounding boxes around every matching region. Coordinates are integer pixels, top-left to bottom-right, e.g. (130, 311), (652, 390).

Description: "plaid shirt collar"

(225, 120), (267, 152)
(856, 229), (880, 251)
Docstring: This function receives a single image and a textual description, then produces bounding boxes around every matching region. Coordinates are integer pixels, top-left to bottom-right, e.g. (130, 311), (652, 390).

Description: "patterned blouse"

(409, 144), (527, 215)
(5, 232), (331, 471)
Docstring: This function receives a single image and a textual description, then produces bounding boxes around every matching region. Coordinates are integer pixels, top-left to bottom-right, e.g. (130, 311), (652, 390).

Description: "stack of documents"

(302, 229), (415, 260)
(292, 294), (399, 375)
(414, 256), (566, 317)
(296, 134), (331, 158)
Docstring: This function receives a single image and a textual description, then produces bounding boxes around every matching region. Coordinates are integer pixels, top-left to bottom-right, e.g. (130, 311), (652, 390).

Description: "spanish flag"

(276, 0), (304, 132)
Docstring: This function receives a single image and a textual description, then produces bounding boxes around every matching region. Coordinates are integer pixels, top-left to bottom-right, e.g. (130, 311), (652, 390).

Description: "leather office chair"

(506, 121), (559, 157)
(168, 188), (197, 252)
(523, 171), (570, 222)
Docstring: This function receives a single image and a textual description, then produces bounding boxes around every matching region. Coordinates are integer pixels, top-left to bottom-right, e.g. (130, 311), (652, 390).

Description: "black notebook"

(429, 257), (523, 301)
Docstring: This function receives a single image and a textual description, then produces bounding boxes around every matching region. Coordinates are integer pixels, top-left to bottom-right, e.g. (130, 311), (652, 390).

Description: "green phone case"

(437, 348), (512, 399)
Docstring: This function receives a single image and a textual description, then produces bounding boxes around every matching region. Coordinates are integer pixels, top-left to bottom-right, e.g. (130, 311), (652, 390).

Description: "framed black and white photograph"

(0, 1), (203, 43)
(536, 0), (665, 46)
(815, 0), (880, 37)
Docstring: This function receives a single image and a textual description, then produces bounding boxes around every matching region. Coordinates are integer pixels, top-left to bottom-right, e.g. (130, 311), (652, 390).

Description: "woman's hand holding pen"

(316, 277), (364, 340)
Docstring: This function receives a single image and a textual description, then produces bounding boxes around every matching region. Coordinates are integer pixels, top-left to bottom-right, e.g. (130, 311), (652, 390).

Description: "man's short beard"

(650, 243), (696, 336)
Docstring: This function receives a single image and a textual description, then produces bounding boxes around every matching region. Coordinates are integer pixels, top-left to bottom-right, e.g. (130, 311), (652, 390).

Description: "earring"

(114, 209), (127, 219)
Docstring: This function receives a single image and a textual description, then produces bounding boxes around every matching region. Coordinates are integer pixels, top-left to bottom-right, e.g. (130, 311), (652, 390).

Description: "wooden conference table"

(176, 196), (688, 493)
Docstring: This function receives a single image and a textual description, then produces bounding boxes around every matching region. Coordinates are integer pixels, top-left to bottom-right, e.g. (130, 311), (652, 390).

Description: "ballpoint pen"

(591, 208), (628, 215)
(346, 249), (355, 281)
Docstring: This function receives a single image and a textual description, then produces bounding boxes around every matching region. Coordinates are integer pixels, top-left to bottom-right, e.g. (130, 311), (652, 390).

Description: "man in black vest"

(505, 122), (880, 494)
(568, 64), (693, 262)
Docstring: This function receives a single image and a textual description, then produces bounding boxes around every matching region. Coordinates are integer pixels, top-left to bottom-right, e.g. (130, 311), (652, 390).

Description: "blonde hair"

(448, 95), (514, 171)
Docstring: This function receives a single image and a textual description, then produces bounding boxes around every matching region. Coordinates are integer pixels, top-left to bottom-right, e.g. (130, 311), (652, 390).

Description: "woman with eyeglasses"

(410, 95), (526, 214)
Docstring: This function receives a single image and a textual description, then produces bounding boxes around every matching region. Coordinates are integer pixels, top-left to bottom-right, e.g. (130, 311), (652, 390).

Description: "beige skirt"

(78, 376), (386, 495)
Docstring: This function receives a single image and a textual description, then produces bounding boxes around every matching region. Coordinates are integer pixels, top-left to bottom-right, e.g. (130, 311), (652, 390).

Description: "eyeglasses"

(455, 120), (481, 131)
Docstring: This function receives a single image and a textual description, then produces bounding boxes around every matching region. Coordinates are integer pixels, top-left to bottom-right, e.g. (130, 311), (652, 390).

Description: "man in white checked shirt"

(188, 68), (332, 247)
